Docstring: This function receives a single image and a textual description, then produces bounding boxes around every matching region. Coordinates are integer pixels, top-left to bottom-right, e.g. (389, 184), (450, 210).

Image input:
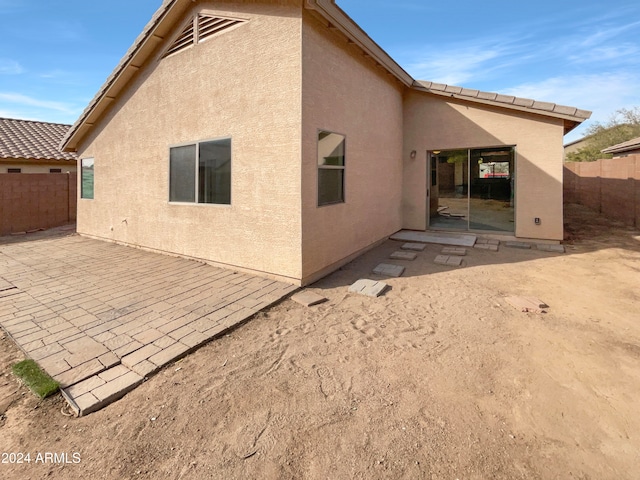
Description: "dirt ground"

(1, 204), (639, 480)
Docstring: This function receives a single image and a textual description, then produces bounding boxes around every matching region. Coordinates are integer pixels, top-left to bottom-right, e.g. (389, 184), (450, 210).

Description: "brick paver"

(0, 234), (297, 416)
(372, 263), (405, 277)
(434, 255), (464, 267)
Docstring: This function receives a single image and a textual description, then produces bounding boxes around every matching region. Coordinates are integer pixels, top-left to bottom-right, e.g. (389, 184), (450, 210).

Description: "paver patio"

(0, 234), (297, 415)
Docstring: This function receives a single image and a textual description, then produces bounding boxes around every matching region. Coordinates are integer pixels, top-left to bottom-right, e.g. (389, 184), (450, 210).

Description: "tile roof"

(1, 117), (77, 162)
(61, 0), (184, 152)
(61, 0), (591, 150)
(601, 136), (640, 154)
(414, 81), (591, 124)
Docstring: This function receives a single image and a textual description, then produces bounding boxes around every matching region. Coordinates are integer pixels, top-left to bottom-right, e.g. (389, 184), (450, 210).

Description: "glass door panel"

(469, 147), (515, 232)
(429, 149), (469, 230)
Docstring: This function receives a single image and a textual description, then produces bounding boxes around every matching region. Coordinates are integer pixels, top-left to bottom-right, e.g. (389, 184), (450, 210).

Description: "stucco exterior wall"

(299, 12), (404, 283)
(0, 162), (76, 174)
(403, 91), (566, 240)
(75, 1), (303, 282)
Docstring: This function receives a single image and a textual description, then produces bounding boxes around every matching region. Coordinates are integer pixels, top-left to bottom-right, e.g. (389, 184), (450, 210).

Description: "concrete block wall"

(0, 173), (76, 235)
(563, 155), (640, 227)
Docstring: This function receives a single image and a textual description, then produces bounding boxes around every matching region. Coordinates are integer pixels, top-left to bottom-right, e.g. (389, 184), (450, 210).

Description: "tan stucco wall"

(0, 162), (76, 174)
(300, 11), (404, 283)
(403, 91), (566, 240)
(76, 1), (304, 282)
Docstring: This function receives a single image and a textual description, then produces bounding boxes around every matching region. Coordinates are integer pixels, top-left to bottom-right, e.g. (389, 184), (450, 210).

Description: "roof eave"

(63, 0), (414, 153)
(60, 0), (191, 152)
(412, 82), (590, 134)
(62, 0), (591, 151)
(304, 0), (413, 87)
(602, 146), (640, 154)
(0, 157), (76, 164)
(601, 137), (640, 154)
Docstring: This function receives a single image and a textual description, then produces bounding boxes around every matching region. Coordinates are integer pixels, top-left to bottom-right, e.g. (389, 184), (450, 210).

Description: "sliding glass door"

(429, 150), (469, 231)
(429, 147), (515, 233)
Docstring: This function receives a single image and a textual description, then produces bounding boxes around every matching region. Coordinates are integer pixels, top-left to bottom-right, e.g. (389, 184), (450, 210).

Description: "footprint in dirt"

(233, 410), (272, 459)
(315, 365), (339, 398)
(350, 317), (380, 342)
(270, 327), (290, 343)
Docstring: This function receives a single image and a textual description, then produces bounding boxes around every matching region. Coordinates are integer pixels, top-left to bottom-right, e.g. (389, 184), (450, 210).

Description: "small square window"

(50, 168), (62, 173)
(81, 158), (94, 199)
(317, 131), (345, 206)
(169, 138), (231, 205)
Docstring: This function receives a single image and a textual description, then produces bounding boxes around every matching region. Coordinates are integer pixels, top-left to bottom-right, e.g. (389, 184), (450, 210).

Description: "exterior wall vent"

(164, 14), (247, 58)
(197, 15), (245, 43)
(164, 20), (195, 57)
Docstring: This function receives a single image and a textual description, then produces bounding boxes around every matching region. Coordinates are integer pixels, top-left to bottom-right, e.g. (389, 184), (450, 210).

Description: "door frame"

(426, 146), (516, 233)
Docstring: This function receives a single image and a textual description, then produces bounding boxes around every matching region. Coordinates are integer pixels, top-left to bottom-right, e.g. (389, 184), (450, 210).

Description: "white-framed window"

(81, 158), (94, 199)
(317, 130), (345, 206)
(169, 138), (231, 205)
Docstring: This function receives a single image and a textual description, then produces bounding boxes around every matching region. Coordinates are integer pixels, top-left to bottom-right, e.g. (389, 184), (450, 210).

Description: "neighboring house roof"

(1, 117), (77, 162)
(601, 136), (640, 155)
(564, 124), (634, 150)
(564, 134), (592, 149)
(61, 0), (591, 151)
(564, 134), (593, 155)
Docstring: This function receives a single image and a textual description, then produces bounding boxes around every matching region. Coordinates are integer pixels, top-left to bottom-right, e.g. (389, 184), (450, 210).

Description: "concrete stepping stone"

(476, 238), (500, 246)
(348, 279), (389, 297)
(372, 263), (405, 277)
(474, 243), (499, 252)
(441, 247), (466, 256)
(400, 242), (426, 251)
(434, 255), (463, 267)
(391, 230), (476, 247)
(291, 290), (327, 307)
(537, 244), (565, 253)
(390, 251), (417, 260)
(505, 241), (531, 249)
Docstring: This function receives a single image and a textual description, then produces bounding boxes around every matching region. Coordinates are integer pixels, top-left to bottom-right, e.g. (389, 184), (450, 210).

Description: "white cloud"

(502, 73), (640, 142)
(0, 92), (77, 115)
(0, 59), (24, 75)
(399, 8), (640, 86)
(39, 70), (67, 79)
(402, 38), (529, 86)
(568, 44), (640, 65)
(577, 20), (640, 49)
(0, 108), (22, 119)
(502, 73), (639, 112)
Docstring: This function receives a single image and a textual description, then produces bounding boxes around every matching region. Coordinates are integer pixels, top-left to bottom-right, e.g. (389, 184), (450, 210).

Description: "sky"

(1, 0), (639, 143)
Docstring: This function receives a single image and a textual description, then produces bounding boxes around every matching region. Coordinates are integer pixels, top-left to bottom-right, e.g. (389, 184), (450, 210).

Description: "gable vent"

(198, 15), (245, 42)
(164, 14), (247, 58)
(165, 20), (195, 57)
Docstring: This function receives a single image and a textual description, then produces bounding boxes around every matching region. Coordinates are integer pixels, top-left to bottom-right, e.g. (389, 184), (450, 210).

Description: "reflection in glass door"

(469, 147), (514, 232)
(429, 150), (469, 230)
(428, 147), (514, 233)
